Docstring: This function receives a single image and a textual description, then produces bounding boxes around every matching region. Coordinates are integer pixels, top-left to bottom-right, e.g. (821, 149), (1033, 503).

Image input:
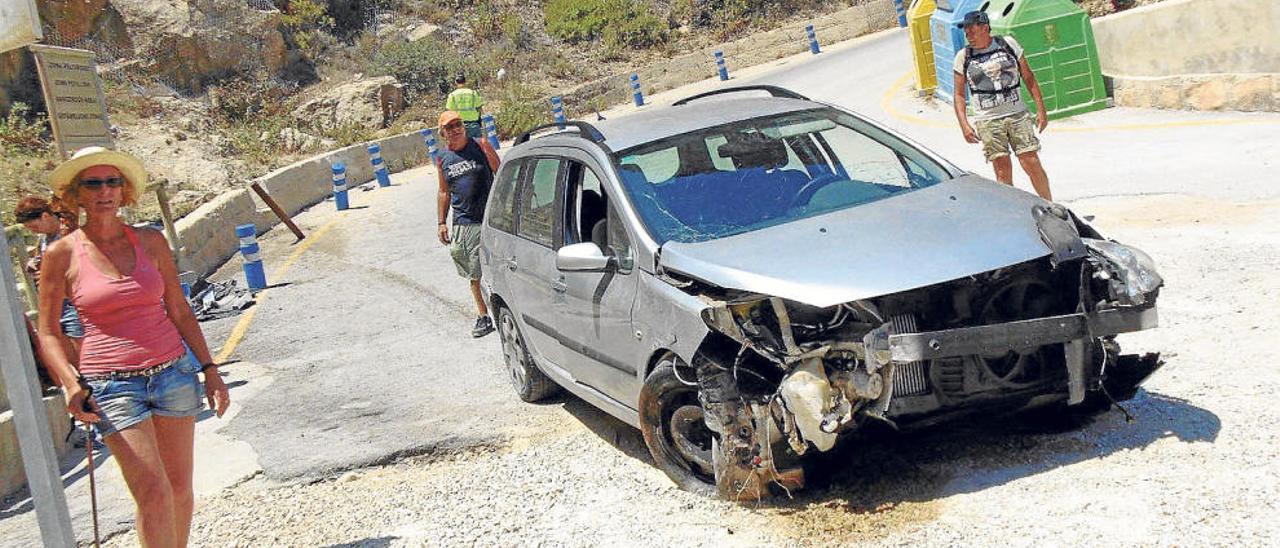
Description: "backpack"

(963, 36), (1022, 96)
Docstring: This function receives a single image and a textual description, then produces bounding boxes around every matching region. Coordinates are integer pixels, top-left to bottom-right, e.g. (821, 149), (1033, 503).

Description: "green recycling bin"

(986, 0), (1108, 120)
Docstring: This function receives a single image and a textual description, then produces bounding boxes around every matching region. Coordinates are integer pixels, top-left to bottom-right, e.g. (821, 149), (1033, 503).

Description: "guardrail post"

(550, 96), (566, 129)
(806, 24), (821, 54)
(630, 74), (645, 107)
(482, 114), (501, 150)
(235, 224), (267, 291)
(331, 162), (350, 211)
(715, 50), (729, 81)
(1, 227), (77, 548)
(421, 129), (440, 165)
(367, 143), (391, 188)
(894, 0), (908, 27)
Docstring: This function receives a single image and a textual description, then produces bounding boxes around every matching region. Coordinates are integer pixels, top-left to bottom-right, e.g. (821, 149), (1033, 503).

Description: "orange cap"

(438, 111), (462, 127)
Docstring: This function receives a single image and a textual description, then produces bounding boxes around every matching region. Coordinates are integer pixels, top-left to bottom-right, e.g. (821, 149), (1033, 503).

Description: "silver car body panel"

(658, 176), (1054, 307)
(593, 97), (816, 151)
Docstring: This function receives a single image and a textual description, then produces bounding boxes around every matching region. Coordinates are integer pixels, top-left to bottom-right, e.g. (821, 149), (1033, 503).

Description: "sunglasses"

(15, 209), (47, 223)
(442, 121), (464, 130)
(79, 177), (126, 190)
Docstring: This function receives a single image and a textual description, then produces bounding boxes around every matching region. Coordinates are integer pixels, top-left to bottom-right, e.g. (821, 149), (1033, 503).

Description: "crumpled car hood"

(658, 177), (1054, 307)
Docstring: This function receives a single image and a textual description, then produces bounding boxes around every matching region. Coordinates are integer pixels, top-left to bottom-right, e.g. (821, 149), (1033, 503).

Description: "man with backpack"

(952, 11), (1054, 201)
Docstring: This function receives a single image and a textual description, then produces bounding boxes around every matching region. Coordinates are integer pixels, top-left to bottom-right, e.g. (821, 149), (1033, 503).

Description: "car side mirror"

(556, 242), (613, 272)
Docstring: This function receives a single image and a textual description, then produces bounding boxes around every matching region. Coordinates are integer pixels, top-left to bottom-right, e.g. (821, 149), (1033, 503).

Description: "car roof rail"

(514, 121), (607, 146)
(672, 85), (810, 106)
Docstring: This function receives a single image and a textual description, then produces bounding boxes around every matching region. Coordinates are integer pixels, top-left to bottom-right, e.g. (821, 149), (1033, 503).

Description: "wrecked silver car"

(479, 86), (1162, 501)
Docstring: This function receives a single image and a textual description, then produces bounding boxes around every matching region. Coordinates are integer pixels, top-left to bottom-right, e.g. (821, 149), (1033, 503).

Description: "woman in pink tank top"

(37, 147), (230, 548)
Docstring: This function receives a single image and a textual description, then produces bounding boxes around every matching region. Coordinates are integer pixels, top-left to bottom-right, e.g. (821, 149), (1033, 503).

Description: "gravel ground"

(100, 194), (1280, 547)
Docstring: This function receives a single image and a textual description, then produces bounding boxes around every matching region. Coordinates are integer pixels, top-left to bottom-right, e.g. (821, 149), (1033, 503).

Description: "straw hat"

(48, 146), (146, 198)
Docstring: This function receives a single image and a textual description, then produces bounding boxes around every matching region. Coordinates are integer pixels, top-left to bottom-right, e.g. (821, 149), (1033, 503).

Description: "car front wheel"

(638, 355), (718, 497)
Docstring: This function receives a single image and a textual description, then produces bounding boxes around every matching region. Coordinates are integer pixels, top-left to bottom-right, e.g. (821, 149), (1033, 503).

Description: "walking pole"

(83, 420), (101, 547)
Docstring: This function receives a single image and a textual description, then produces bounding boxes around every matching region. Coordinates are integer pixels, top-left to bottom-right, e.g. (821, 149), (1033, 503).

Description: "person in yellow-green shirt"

(445, 73), (485, 140)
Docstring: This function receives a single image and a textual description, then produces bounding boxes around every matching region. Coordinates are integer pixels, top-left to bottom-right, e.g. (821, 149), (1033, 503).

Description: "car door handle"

(506, 257), (517, 271)
(552, 279), (569, 293)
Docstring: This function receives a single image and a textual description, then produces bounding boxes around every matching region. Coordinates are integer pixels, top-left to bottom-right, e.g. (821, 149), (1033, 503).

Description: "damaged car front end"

(650, 195), (1164, 500)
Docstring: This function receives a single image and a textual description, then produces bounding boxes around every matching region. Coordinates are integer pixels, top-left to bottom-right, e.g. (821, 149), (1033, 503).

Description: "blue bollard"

(550, 96), (566, 129)
(482, 114), (500, 150)
(331, 162), (350, 211)
(235, 224), (268, 291)
(630, 74), (645, 107)
(806, 24), (821, 54)
(714, 50), (729, 81)
(367, 143), (391, 188)
(894, 0), (907, 27)
(421, 128), (439, 164)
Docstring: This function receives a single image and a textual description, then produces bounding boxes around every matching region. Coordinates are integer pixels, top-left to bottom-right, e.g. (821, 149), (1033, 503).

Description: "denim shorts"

(60, 300), (83, 338)
(85, 354), (205, 437)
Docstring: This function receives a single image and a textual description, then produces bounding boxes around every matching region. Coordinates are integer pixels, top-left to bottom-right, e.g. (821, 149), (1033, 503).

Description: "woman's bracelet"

(200, 363), (218, 373)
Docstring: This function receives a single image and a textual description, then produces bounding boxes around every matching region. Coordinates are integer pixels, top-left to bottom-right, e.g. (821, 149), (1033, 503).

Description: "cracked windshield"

(616, 109), (951, 243)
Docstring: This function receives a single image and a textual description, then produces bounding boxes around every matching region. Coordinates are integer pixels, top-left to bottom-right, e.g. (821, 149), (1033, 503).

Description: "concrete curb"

(174, 129), (430, 278)
(1110, 73), (1280, 112)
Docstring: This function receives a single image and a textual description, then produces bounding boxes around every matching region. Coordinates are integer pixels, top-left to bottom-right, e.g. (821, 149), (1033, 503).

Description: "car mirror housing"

(556, 242), (612, 272)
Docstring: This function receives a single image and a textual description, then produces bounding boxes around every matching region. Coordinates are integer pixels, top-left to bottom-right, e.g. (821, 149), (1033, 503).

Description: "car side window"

(562, 159), (633, 272)
(488, 159), (522, 233)
(517, 158), (560, 247)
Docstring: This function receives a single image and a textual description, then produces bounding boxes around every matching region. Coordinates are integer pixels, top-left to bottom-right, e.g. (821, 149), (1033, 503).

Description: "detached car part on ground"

(480, 86), (1164, 501)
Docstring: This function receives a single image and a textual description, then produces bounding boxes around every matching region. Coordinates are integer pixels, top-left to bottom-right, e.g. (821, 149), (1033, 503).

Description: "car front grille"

(889, 314), (931, 397)
(894, 362), (931, 397)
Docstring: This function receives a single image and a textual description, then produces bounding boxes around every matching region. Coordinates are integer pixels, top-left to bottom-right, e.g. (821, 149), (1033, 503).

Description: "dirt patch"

(1070, 194), (1278, 229)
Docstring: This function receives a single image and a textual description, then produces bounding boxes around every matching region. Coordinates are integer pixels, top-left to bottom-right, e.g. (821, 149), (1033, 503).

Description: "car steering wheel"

(789, 173), (845, 210)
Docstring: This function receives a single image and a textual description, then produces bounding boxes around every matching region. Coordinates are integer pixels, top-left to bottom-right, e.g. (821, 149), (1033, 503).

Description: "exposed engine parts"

(686, 250), (1164, 501)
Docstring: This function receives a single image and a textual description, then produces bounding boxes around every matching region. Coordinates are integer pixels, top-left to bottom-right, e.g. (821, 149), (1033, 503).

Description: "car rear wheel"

(639, 355), (718, 497)
(496, 306), (557, 402)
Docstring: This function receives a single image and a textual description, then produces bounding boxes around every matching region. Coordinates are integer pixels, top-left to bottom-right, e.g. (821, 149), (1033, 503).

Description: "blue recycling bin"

(930, 0), (986, 105)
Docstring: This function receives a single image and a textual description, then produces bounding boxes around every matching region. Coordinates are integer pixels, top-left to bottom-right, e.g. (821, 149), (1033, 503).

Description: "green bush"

(208, 78), (295, 122)
(280, 0), (334, 56)
(545, 0), (668, 49)
(0, 103), (48, 154)
(603, 9), (668, 49)
(491, 83), (547, 140)
(371, 36), (464, 103)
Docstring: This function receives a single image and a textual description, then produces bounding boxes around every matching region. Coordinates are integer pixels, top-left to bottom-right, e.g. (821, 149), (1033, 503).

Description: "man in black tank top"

(436, 110), (502, 337)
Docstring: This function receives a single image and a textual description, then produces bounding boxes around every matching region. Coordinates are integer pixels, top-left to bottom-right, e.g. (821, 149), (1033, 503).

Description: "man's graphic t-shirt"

(953, 36), (1029, 121)
(438, 139), (493, 225)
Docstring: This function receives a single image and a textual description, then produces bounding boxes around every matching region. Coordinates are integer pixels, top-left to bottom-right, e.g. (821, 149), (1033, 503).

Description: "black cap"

(958, 11), (989, 28)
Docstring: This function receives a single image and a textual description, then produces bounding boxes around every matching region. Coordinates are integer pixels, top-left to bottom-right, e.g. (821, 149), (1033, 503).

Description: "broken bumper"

(887, 307), (1158, 363)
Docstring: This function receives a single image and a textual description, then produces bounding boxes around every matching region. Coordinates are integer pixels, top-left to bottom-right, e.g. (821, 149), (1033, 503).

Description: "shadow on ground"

(555, 389), (1219, 509)
(323, 537), (397, 548)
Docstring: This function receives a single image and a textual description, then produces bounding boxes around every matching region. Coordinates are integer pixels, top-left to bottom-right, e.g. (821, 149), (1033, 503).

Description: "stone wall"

(0, 395), (73, 499)
(1093, 0), (1280, 111)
